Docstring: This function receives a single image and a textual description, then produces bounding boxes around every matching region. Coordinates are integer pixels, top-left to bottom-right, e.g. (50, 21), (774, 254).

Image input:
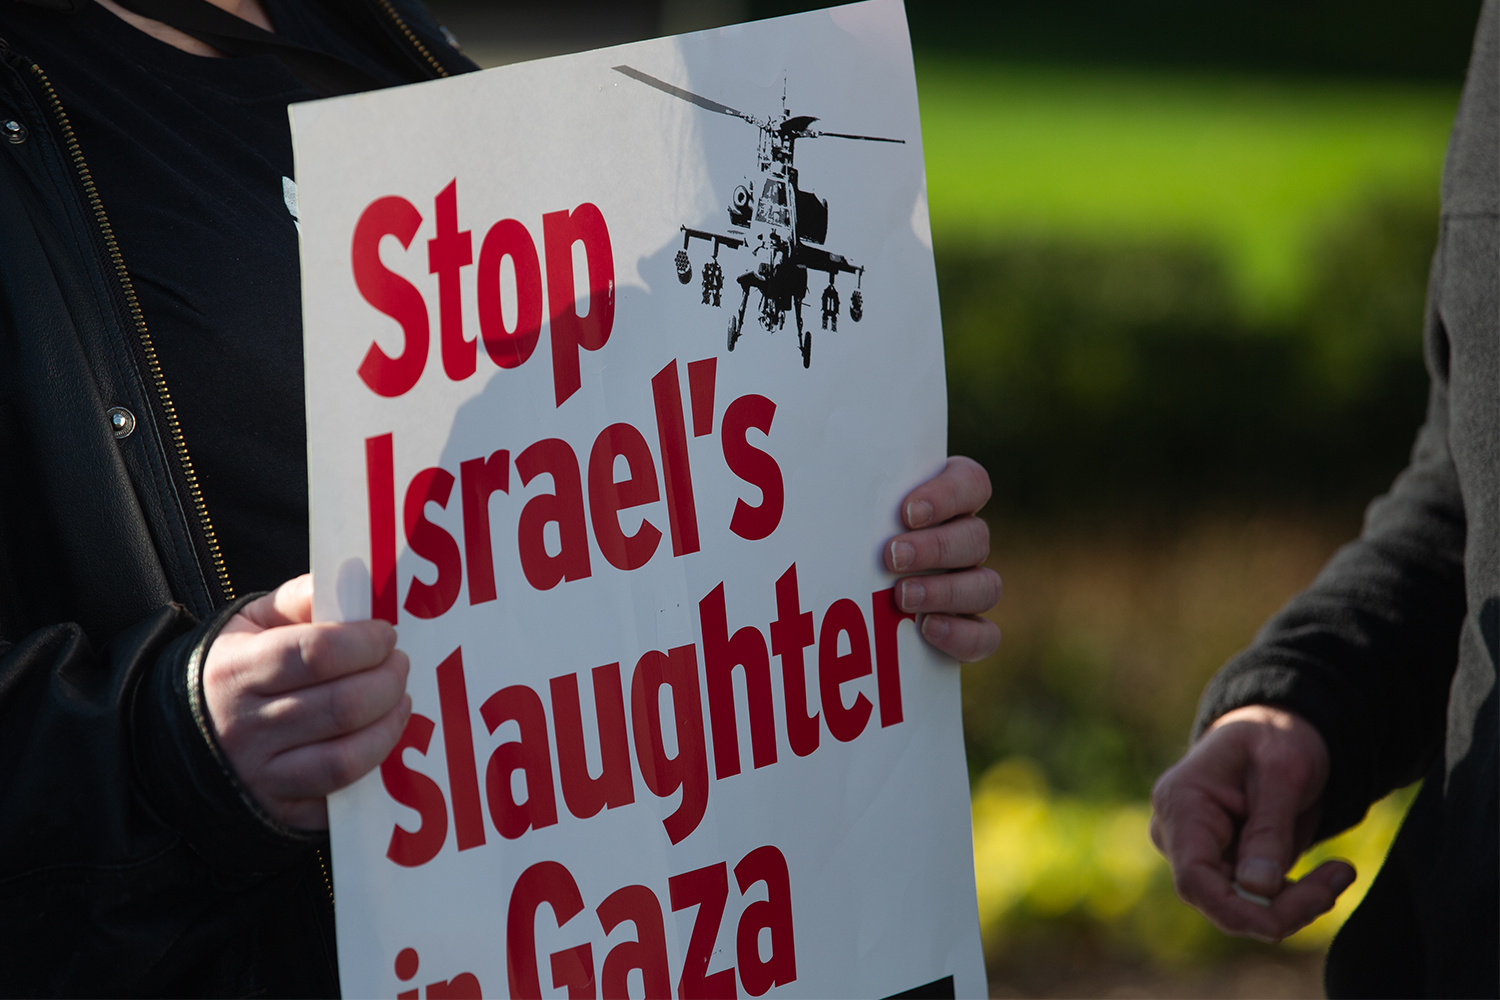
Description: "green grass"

(916, 57), (1458, 317)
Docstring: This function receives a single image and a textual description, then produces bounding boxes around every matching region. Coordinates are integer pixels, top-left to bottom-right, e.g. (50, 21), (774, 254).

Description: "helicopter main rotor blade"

(613, 66), (761, 126)
(811, 130), (906, 144)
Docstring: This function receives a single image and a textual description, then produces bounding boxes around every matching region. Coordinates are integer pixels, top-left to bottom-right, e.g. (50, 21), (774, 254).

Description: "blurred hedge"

(752, 1), (1484, 82)
(938, 192), (1438, 517)
(970, 757), (1417, 975)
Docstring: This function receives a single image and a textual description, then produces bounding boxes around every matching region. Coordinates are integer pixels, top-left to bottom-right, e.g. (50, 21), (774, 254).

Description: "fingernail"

(1330, 866), (1356, 894)
(1236, 857), (1282, 894)
(890, 540), (915, 572)
(905, 499), (934, 528)
(899, 578), (925, 612)
(921, 614), (950, 640)
(1233, 882), (1273, 907)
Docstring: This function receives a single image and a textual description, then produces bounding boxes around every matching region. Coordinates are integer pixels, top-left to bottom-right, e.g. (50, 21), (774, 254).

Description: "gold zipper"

(14, 6), (451, 608)
(26, 63), (235, 605)
(316, 844), (336, 906)
(372, 0), (450, 79)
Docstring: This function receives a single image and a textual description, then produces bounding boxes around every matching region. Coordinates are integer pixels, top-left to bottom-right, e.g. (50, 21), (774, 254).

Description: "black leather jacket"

(0, 4), (472, 994)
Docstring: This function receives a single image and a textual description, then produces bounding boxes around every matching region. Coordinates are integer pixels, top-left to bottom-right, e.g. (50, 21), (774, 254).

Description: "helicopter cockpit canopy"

(756, 178), (791, 227)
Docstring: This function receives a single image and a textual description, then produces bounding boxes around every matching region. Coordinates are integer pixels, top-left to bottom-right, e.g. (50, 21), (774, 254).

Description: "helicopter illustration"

(614, 65), (904, 368)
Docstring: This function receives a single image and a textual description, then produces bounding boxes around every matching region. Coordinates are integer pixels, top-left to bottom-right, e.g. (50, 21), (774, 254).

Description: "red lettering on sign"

(872, 587), (915, 728)
(458, 449), (509, 606)
(819, 598), (873, 743)
(587, 422), (663, 571)
(549, 944), (595, 999)
(543, 203), (615, 406)
(403, 467), (462, 619)
(734, 846), (796, 996)
(480, 685), (559, 839)
(485, 849), (797, 996)
(507, 861), (585, 1000)
(353, 196), (428, 397)
(770, 565), (819, 757)
(425, 974), (482, 999)
(477, 218), (544, 370)
(427, 179), (475, 382)
(700, 583), (777, 779)
(550, 665), (635, 820)
(651, 359), (701, 557)
(687, 356), (717, 437)
(630, 645), (709, 844)
(436, 647), (485, 852)
(365, 433), (397, 623)
(516, 438), (592, 590)
(597, 884), (671, 1000)
(381, 713), (448, 867)
(722, 394), (784, 542)
(354, 191), (622, 399)
(669, 863), (736, 999)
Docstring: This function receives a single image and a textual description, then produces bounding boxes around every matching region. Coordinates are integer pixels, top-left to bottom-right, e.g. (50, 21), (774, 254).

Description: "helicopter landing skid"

(727, 270), (813, 367)
(793, 298), (810, 368)
(728, 280), (752, 351)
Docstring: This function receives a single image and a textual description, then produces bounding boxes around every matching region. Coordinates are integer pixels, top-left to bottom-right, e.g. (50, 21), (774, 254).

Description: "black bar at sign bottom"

(881, 974), (956, 999)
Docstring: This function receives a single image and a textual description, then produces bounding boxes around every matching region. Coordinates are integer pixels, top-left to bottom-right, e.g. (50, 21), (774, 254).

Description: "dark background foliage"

(940, 195), (1438, 519)
(750, 0), (1484, 81)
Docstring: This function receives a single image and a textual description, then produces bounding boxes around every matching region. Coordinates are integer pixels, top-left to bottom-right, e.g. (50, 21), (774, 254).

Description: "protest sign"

(292, 1), (984, 995)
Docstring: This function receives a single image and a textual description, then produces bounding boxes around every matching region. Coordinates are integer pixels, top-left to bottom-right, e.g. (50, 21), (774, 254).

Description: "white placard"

(293, 3), (984, 997)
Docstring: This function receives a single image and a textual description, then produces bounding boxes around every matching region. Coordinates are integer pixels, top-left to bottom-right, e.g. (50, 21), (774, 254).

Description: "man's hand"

(202, 575), (412, 830)
(884, 456), (1002, 662)
(1150, 704), (1356, 942)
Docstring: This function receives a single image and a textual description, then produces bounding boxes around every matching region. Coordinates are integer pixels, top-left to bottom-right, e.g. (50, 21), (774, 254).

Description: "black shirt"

(0, 0), (414, 596)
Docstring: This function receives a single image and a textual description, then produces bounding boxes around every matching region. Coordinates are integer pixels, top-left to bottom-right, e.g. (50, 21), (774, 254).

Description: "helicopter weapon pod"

(674, 249), (692, 284)
(702, 259), (724, 307)
(821, 277), (839, 331)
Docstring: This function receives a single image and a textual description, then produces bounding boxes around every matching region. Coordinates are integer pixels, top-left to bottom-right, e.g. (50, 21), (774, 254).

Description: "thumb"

(243, 574), (315, 629)
(1234, 768), (1304, 897)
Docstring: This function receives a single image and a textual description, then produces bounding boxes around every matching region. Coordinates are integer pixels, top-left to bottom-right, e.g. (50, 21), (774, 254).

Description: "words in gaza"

(393, 844), (796, 999)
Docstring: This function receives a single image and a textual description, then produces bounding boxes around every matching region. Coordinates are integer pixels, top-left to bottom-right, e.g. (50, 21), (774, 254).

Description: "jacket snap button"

(107, 406), (136, 440)
(2, 120), (26, 144)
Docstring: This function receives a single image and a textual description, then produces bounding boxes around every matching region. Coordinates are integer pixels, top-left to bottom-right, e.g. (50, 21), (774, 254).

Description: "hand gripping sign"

(293, 2), (985, 996)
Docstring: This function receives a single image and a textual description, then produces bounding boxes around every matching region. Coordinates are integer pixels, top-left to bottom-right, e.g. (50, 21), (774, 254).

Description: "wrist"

(1206, 703), (1331, 796)
(132, 596), (321, 875)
